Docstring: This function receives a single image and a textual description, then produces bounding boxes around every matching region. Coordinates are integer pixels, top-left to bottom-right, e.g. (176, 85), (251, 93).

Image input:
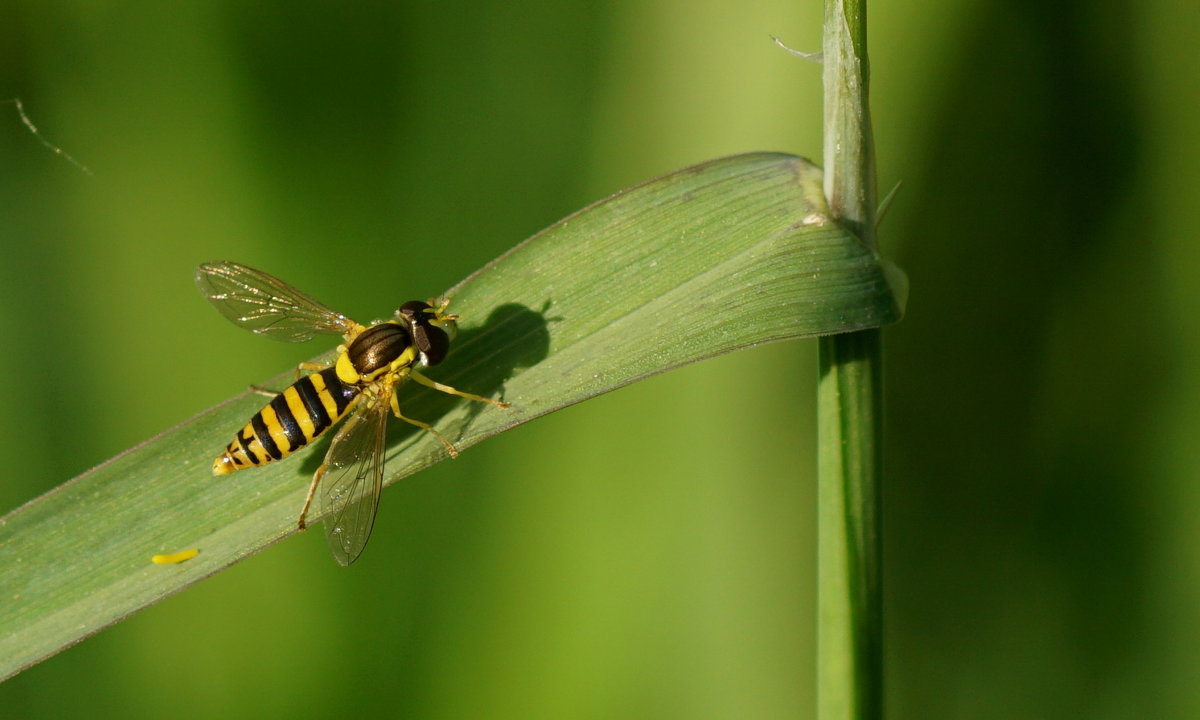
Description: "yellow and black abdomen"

(213, 367), (360, 475)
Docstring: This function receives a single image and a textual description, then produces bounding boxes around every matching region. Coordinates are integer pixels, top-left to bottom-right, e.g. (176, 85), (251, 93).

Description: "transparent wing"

(196, 261), (359, 342)
(318, 390), (390, 566)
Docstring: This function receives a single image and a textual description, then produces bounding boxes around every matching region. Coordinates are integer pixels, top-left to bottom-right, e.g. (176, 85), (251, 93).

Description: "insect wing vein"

(319, 391), (389, 566)
(196, 261), (358, 342)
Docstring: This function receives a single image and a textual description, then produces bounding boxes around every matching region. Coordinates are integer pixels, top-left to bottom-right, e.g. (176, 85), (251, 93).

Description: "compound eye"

(413, 323), (450, 365)
(397, 300), (430, 318)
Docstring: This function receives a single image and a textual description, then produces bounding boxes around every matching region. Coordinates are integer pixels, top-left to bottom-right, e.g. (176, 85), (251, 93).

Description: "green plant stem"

(818, 0), (884, 718)
(817, 330), (883, 719)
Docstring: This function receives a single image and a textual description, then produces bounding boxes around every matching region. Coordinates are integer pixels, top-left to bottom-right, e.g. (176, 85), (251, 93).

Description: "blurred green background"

(1, 0), (1196, 718)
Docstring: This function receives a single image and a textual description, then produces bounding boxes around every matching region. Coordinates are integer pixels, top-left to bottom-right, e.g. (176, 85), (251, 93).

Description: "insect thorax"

(346, 322), (413, 380)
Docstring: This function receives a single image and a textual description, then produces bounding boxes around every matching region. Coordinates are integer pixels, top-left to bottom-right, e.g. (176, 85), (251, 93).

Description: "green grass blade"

(0, 152), (904, 681)
(819, 0), (886, 718)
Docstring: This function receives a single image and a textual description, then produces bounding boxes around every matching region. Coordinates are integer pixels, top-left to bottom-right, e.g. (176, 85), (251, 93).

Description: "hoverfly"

(196, 261), (508, 565)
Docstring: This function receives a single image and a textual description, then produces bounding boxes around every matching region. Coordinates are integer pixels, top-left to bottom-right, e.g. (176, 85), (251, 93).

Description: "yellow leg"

(295, 360), (329, 380)
(251, 361), (332, 397)
(389, 393), (460, 458)
(409, 370), (510, 408)
(297, 464), (327, 531)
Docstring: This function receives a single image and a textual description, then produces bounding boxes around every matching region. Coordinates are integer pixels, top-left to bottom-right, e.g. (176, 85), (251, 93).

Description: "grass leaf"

(0, 152), (904, 680)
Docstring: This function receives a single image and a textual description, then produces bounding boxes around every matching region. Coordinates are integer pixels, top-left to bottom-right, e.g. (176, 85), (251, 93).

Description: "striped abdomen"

(212, 367), (360, 475)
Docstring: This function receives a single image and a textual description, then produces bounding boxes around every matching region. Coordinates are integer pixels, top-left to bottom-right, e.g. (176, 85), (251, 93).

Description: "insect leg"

(388, 393), (460, 458)
(251, 360), (334, 397)
(409, 370), (510, 408)
(294, 360), (330, 380)
(297, 463), (328, 530)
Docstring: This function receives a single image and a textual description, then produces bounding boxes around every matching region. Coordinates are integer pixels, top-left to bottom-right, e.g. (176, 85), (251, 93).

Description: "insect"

(197, 261), (508, 565)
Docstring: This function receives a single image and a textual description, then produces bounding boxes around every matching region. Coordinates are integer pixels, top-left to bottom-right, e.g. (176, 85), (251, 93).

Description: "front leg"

(409, 370), (510, 408)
